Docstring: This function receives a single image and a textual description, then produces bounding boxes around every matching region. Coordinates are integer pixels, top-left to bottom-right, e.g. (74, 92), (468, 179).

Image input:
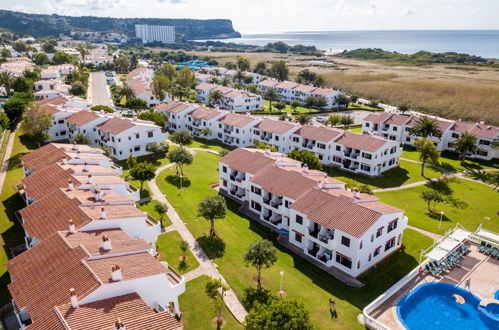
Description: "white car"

(316, 116), (325, 122)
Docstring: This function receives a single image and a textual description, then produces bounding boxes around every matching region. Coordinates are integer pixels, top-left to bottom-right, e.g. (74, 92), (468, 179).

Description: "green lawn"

(189, 138), (231, 153)
(347, 127), (363, 134)
(136, 199), (172, 227)
(262, 101), (381, 114)
(0, 130), (37, 305)
(180, 275), (243, 329)
(156, 150), (433, 329)
(326, 159), (443, 190)
(156, 231), (199, 275)
(377, 178), (499, 235)
(402, 145), (498, 172)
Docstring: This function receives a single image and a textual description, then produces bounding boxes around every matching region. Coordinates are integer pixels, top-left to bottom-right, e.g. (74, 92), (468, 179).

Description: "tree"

(1, 48), (11, 60)
(130, 162), (156, 192)
(245, 299), (313, 330)
(263, 88), (278, 111)
(179, 240), (189, 260)
(114, 56), (131, 73)
(72, 132), (92, 145)
(117, 85), (135, 104)
(151, 75), (170, 102)
(69, 82), (86, 97)
(138, 111), (167, 128)
(0, 112), (9, 130)
(91, 105), (113, 113)
(205, 277), (229, 329)
(243, 240), (277, 289)
(274, 103), (285, 111)
(76, 43), (87, 61)
(314, 75), (325, 87)
(209, 90), (224, 106)
(340, 115), (354, 130)
(41, 39), (57, 53)
(288, 149), (323, 170)
(3, 97), (27, 122)
(296, 69), (317, 84)
(234, 70), (245, 84)
(269, 60), (289, 81)
(420, 190), (444, 213)
(409, 117), (442, 139)
(399, 104), (410, 114)
(487, 172), (499, 191)
(12, 41), (29, 53)
(0, 71), (14, 95)
(146, 141), (169, 157)
(219, 149), (230, 158)
(337, 94), (351, 108)
(414, 138), (440, 177)
(198, 195), (226, 236)
(52, 51), (73, 65)
(125, 98), (148, 110)
(154, 202), (168, 230)
(253, 61), (267, 75)
(12, 77), (31, 93)
(20, 103), (53, 145)
(237, 56), (251, 71)
(290, 100), (301, 110)
(453, 132), (480, 166)
(33, 52), (49, 65)
(176, 67), (195, 90)
(167, 147), (193, 176)
(169, 130), (193, 147)
(224, 61), (237, 70)
(350, 95), (359, 103)
(326, 114), (341, 126)
(127, 153), (136, 169)
(200, 127), (212, 139)
(294, 113), (311, 125)
(157, 63), (177, 79)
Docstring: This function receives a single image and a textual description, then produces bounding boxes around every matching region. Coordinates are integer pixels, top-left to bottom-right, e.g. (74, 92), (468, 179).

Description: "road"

(89, 72), (113, 107)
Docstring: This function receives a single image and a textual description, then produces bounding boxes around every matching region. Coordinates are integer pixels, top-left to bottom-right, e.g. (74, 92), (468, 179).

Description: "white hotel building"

(156, 101), (402, 176)
(135, 24), (176, 44)
(219, 148), (407, 278)
(195, 83), (263, 112)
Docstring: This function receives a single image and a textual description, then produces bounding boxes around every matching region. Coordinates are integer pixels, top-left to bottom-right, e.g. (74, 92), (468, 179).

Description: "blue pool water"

(397, 283), (499, 329)
(495, 290), (499, 300)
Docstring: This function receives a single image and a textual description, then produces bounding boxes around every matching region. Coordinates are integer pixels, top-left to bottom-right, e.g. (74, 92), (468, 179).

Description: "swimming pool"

(397, 282), (499, 329)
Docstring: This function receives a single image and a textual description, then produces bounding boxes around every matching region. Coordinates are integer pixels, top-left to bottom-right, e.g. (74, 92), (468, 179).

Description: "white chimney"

(75, 150), (81, 159)
(264, 148), (270, 154)
(72, 142), (79, 151)
(353, 187), (360, 199)
(318, 180), (324, 189)
(69, 288), (78, 308)
(302, 164), (309, 174)
(95, 188), (102, 201)
(87, 174), (93, 184)
(114, 318), (125, 330)
(83, 162), (89, 172)
(68, 179), (74, 191)
(62, 157), (68, 165)
(100, 206), (107, 219)
(102, 235), (111, 250)
(111, 265), (122, 281)
(69, 219), (76, 234)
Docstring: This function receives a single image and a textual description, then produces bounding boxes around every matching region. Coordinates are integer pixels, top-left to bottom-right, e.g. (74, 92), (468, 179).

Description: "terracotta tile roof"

(220, 148), (276, 175)
(62, 229), (150, 258)
(312, 87), (338, 96)
(291, 188), (391, 238)
(23, 163), (81, 200)
(7, 233), (99, 330)
(363, 112), (391, 124)
(292, 84), (316, 93)
(294, 124), (342, 142)
(255, 119), (297, 135)
(259, 79), (279, 87)
(155, 101), (193, 113)
(97, 118), (135, 135)
(384, 114), (412, 126)
(60, 163), (118, 176)
(66, 110), (100, 126)
(52, 143), (104, 154)
(195, 82), (216, 91)
(406, 116), (454, 131)
(19, 189), (91, 242)
(276, 81), (298, 89)
(224, 89), (259, 99)
(65, 189), (133, 205)
(188, 106), (222, 120)
(57, 293), (181, 330)
(470, 124), (499, 139)
(250, 165), (318, 200)
(86, 253), (166, 283)
(218, 113), (258, 128)
(82, 204), (145, 220)
(40, 104), (60, 115)
(37, 96), (68, 106)
(334, 132), (390, 152)
(87, 175), (128, 185)
(21, 144), (67, 172)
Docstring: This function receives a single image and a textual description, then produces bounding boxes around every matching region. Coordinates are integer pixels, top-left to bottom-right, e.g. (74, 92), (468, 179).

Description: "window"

(236, 129), (239, 133)
(392, 126), (398, 131)
(222, 166), (227, 173)
(479, 139), (490, 146)
(292, 136), (299, 142)
(361, 164), (371, 172)
(387, 219), (398, 233)
(274, 136), (279, 141)
(135, 133), (140, 139)
(385, 237), (396, 251)
(295, 232), (303, 243)
(284, 200), (290, 208)
(336, 145), (341, 151)
(477, 150), (488, 156)
(357, 261), (361, 269)
(58, 119), (64, 124)
(359, 241), (363, 249)
(365, 123), (370, 127)
(336, 253), (352, 269)
(111, 137), (115, 142)
(374, 246), (381, 257)
(341, 236), (350, 247)
(134, 146), (140, 152)
(368, 253), (372, 262)
(371, 234), (374, 242)
(251, 200), (261, 212)
(295, 214), (303, 225)
(317, 143), (326, 149)
(452, 133), (459, 138)
(251, 186), (261, 195)
(362, 152), (372, 160)
(222, 179), (227, 187)
(148, 131), (153, 138)
(376, 227), (383, 238)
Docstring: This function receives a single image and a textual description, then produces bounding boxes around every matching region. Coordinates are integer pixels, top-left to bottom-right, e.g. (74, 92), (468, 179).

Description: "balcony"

(309, 229), (320, 238)
(235, 174), (245, 183)
(270, 198), (282, 208)
(263, 198), (271, 205)
(308, 246), (319, 257)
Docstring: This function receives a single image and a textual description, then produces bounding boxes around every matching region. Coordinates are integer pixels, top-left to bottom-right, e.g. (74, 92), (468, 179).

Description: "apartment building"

(7, 228), (184, 329)
(216, 112), (261, 147)
(252, 119), (300, 153)
(195, 83), (263, 111)
(0, 57), (34, 76)
(155, 102), (198, 131)
(184, 106), (225, 139)
(135, 24), (176, 43)
(219, 148), (407, 278)
(127, 67), (171, 107)
(363, 113), (499, 161)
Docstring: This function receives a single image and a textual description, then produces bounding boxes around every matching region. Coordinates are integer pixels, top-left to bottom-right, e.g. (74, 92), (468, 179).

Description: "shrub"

(91, 105), (113, 113)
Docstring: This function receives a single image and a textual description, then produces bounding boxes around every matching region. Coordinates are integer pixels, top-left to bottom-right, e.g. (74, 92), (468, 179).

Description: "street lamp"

(179, 174), (183, 192)
(278, 271), (285, 297)
(439, 211), (444, 229)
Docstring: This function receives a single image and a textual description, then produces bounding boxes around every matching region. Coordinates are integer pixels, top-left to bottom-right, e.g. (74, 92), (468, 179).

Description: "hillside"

(0, 10), (241, 40)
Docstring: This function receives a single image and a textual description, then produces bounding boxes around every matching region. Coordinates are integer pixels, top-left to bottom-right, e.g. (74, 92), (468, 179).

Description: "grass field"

(180, 275), (243, 329)
(156, 150), (433, 329)
(0, 130), (37, 305)
(261, 100), (380, 114)
(156, 231), (199, 275)
(136, 199), (172, 227)
(377, 178), (499, 235)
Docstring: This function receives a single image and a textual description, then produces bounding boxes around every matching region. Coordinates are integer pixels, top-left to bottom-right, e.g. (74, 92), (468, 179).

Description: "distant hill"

(0, 10), (241, 40)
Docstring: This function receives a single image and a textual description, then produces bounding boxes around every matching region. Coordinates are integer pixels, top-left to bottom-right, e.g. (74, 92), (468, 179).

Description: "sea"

(197, 30), (499, 58)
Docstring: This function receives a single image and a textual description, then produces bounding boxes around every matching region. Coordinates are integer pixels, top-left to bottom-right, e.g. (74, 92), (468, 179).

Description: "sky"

(0, 0), (498, 33)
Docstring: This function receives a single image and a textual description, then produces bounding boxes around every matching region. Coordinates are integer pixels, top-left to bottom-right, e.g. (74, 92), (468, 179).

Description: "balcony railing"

(309, 229), (320, 238)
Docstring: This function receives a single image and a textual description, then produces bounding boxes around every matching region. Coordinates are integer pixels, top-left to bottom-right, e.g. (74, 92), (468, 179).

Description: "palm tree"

(409, 117), (442, 139)
(209, 90), (224, 106)
(294, 113), (311, 125)
(0, 71), (14, 95)
(263, 88), (278, 111)
(235, 70), (245, 84)
(76, 43), (87, 62)
(154, 202), (168, 232)
(453, 132), (480, 166)
(414, 138), (440, 177)
(117, 85), (135, 104)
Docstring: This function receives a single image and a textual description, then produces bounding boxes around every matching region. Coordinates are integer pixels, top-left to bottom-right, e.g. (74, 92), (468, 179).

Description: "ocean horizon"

(196, 30), (499, 58)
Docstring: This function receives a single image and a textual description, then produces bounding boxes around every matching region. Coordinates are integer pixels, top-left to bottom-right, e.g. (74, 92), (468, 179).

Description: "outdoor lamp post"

(278, 271), (285, 297)
(179, 174), (183, 192)
(439, 211), (444, 229)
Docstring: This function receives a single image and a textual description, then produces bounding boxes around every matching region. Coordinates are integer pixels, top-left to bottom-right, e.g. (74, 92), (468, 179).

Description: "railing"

(309, 229), (319, 238)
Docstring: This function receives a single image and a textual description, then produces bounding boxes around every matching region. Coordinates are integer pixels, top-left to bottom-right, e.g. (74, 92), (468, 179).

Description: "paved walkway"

(0, 127), (18, 195)
(148, 162), (248, 323)
(407, 225), (443, 241)
(89, 72), (113, 107)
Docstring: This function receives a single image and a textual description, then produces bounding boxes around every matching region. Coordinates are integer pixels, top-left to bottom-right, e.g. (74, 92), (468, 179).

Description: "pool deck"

(370, 243), (499, 329)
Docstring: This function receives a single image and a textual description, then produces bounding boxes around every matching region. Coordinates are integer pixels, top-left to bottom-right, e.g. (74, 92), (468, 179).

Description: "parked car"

(316, 116), (325, 122)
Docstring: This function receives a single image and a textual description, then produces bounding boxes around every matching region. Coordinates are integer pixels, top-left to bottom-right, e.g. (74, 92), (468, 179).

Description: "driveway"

(89, 72), (113, 107)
